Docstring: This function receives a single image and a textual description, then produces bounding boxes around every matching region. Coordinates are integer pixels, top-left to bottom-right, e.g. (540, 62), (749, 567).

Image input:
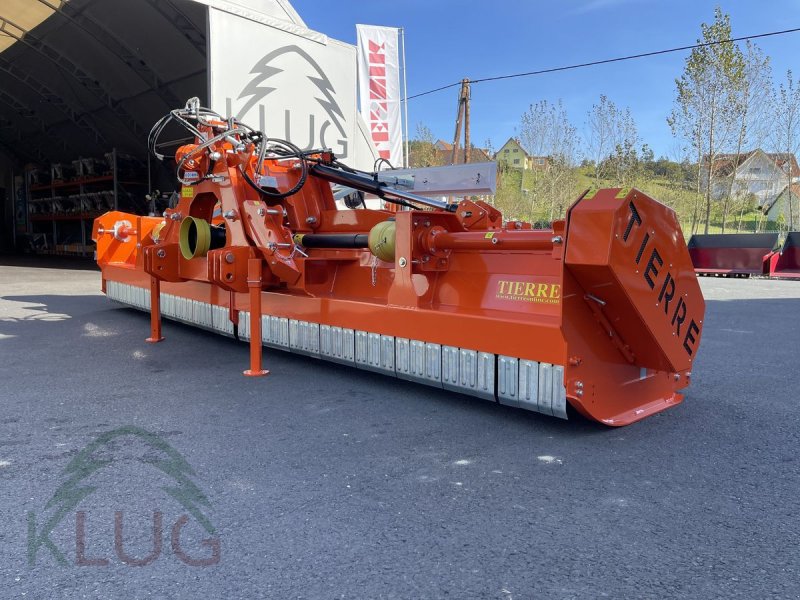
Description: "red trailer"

(770, 232), (800, 279)
(688, 233), (779, 277)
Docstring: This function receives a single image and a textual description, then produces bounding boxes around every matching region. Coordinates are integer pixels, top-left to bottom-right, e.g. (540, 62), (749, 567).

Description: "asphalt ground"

(1, 256), (799, 599)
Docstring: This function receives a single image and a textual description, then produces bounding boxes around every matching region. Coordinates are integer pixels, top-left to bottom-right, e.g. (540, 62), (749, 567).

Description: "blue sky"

(291, 0), (800, 159)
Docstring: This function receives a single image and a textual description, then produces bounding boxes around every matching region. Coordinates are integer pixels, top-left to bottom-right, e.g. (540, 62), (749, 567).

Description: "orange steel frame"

(94, 118), (705, 426)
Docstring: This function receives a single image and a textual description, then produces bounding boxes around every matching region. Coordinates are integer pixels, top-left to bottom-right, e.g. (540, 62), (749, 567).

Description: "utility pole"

(451, 78), (471, 165)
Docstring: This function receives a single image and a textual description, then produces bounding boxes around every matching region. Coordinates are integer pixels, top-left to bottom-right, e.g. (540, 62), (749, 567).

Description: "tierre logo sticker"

(495, 280), (561, 304)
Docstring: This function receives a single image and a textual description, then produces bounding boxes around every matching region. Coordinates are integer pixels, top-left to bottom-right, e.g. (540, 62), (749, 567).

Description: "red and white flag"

(356, 24), (403, 166)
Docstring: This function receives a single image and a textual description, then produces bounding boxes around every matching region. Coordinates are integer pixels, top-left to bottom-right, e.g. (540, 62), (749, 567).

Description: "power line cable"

(405, 26), (800, 101)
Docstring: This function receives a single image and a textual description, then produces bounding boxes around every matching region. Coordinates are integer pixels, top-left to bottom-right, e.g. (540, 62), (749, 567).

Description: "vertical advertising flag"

(356, 25), (403, 166)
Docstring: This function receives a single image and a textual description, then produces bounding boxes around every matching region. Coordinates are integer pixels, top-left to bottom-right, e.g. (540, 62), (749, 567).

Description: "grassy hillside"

(492, 164), (781, 237)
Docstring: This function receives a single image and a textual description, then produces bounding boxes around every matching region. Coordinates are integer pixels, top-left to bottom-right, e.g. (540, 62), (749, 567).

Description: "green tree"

(517, 100), (579, 221)
(611, 107), (641, 186)
(408, 123), (441, 168)
(586, 96), (641, 187)
(771, 69), (800, 229)
(668, 8), (746, 234)
(722, 42), (771, 232)
(586, 95), (618, 185)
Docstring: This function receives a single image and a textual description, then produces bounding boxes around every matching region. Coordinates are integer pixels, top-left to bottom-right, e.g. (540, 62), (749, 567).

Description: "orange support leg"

(244, 257), (269, 377)
(146, 275), (164, 343)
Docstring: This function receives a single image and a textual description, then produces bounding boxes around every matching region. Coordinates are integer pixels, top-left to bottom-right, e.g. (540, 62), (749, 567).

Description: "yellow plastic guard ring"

(368, 221), (396, 263)
(179, 216), (211, 259)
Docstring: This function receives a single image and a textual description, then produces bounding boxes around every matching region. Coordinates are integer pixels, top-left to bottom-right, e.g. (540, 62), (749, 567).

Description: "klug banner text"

(207, 6), (378, 170)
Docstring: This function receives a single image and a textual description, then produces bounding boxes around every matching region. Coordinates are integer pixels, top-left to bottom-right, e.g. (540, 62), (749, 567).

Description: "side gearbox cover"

(565, 188), (705, 375)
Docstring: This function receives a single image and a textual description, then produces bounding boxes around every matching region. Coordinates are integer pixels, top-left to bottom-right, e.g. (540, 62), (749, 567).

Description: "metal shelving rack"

(26, 148), (146, 256)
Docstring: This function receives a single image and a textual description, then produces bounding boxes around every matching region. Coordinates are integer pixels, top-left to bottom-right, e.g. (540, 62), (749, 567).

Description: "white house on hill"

(705, 149), (800, 219)
(763, 184), (800, 221)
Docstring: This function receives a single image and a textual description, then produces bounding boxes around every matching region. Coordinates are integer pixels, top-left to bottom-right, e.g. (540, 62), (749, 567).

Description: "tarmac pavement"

(0, 256), (799, 599)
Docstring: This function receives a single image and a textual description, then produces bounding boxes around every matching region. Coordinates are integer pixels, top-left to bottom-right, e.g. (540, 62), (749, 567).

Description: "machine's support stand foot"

(245, 257), (268, 377)
(147, 275), (164, 343)
(243, 369), (270, 377)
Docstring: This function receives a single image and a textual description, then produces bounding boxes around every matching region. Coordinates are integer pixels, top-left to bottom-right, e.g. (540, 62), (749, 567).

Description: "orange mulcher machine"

(93, 99), (705, 426)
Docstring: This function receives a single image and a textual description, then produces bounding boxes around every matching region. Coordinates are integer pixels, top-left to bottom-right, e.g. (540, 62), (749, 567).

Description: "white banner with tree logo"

(207, 6), (377, 169)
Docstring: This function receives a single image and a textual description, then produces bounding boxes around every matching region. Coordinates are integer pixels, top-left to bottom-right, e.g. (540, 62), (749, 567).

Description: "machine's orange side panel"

(560, 189), (705, 425)
(566, 189), (704, 374)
